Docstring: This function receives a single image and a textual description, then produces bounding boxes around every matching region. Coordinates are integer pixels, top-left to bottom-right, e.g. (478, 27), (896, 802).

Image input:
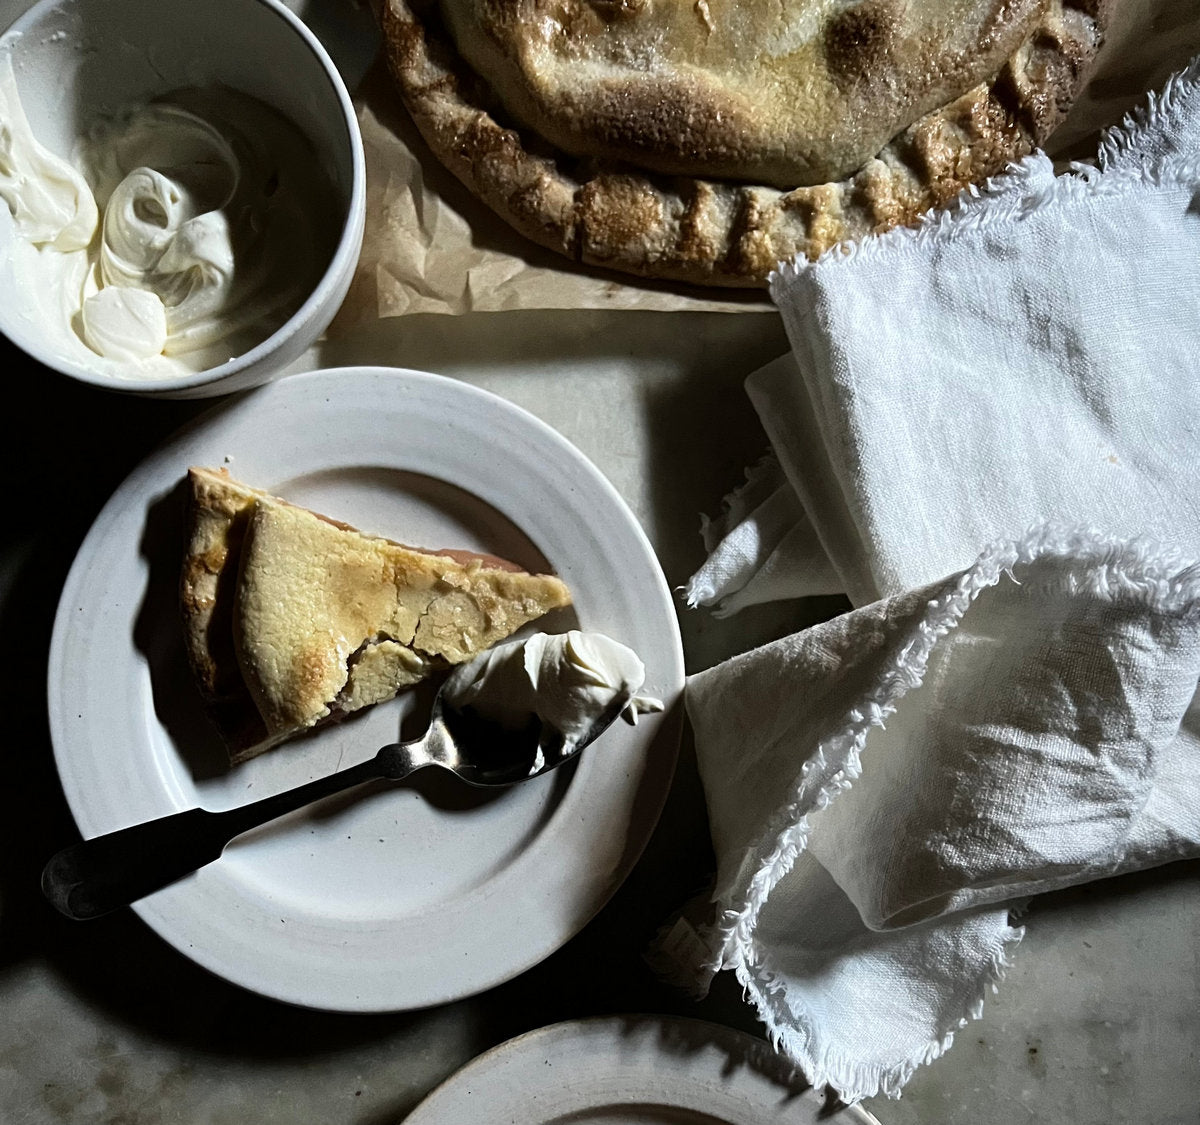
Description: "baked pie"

(381, 0), (1112, 287)
(179, 466), (572, 762)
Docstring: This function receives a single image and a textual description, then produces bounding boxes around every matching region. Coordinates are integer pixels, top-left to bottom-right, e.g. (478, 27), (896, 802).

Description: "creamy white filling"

(444, 630), (663, 757)
(0, 57), (337, 378)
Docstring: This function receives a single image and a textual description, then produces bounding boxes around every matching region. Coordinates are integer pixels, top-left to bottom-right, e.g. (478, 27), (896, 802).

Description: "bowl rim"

(0, 0), (367, 395)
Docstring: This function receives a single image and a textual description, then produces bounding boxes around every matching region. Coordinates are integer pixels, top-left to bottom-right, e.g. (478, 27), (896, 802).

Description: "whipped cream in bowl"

(0, 0), (364, 397)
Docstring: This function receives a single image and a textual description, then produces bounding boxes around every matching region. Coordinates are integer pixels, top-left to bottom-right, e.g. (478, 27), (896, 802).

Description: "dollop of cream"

(0, 57), (339, 378)
(81, 284), (167, 360)
(444, 630), (664, 759)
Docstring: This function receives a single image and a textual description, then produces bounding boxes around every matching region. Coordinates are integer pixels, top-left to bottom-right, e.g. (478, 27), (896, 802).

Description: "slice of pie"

(381, 0), (1112, 287)
(179, 466), (572, 763)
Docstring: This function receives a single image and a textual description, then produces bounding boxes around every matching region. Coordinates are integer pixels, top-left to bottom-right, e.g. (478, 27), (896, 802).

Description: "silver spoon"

(42, 683), (630, 921)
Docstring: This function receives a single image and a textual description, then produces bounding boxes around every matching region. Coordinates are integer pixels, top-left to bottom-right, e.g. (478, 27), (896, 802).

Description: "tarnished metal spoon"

(41, 683), (629, 921)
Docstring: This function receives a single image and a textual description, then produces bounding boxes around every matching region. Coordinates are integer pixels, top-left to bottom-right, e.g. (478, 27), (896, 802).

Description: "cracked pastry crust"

(179, 467), (572, 763)
(381, 0), (1112, 287)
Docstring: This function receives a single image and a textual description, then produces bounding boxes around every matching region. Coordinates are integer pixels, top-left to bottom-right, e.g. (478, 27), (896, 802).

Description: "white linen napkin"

(676, 58), (1200, 1103)
(684, 525), (1200, 1102)
(685, 57), (1200, 613)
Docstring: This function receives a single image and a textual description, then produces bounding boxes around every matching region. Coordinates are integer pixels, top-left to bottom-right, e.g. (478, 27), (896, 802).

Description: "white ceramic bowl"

(0, 0), (365, 398)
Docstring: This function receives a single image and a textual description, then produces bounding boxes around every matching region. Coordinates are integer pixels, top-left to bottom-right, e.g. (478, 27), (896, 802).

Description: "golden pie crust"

(179, 467), (572, 763)
(381, 0), (1112, 287)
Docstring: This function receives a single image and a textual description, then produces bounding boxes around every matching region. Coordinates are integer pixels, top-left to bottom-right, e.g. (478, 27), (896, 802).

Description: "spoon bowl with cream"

(0, 0), (364, 397)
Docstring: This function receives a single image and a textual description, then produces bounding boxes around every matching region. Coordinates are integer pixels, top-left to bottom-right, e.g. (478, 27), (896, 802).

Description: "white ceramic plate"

(47, 367), (684, 1011)
(404, 1016), (883, 1124)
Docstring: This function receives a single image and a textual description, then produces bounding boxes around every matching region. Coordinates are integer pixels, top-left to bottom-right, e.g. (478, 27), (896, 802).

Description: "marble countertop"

(2, 307), (1198, 1125)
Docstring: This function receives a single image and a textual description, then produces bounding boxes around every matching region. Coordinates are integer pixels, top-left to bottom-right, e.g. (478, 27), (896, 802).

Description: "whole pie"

(381, 0), (1112, 287)
(179, 467), (572, 762)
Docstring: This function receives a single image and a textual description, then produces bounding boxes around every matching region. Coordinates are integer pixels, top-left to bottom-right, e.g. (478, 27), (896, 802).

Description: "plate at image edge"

(46, 366), (684, 1011)
(403, 1016), (883, 1124)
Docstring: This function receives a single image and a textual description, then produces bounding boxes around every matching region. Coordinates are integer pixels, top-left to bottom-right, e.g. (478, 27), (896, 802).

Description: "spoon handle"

(42, 750), (403, 921)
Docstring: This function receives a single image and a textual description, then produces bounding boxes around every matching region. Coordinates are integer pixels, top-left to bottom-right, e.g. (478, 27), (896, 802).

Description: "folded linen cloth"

(676, 58), (1200, 1103)
(685, 56), (1200, 613)
(684, 525), (1200, 1101)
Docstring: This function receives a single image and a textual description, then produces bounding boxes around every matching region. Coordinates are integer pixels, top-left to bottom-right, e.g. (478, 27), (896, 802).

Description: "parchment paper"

(334, 0), (1200, 325)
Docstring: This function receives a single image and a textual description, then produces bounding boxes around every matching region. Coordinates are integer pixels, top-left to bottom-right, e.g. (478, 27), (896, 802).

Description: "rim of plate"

(404, 1015), (884, 1124)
